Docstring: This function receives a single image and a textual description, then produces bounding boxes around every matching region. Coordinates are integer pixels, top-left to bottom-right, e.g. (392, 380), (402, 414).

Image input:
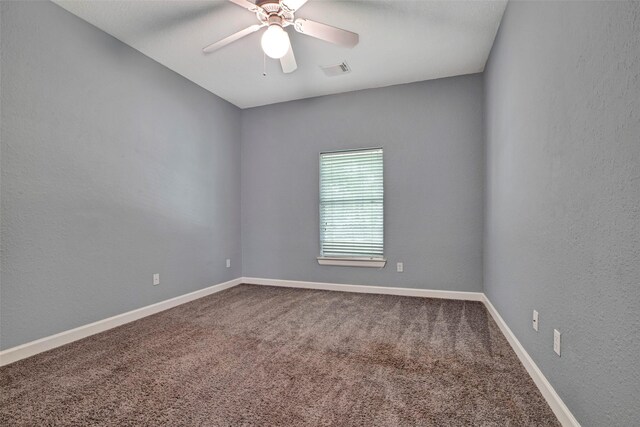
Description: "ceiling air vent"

(320, 62), (351, 77)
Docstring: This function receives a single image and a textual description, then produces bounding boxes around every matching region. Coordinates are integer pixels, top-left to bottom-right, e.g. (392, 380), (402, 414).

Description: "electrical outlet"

(153, 273), (160, 286)
(226, 259), (231, 268)
(396, 262), (404, 273)
(532, 310), (539, 331)
(554, 329), (561, 356)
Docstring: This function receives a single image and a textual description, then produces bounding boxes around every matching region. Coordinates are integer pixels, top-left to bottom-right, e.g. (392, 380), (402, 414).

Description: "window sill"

(317, 257), (387, 268)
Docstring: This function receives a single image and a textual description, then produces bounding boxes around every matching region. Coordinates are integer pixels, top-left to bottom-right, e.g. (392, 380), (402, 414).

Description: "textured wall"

(242, 76), (484, 291)
(0, 1), (242, 350)
(484, 1), (640, 425)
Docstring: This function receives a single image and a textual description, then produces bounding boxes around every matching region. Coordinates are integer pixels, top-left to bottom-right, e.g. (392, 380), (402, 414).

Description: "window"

(318, 148), (385, 268)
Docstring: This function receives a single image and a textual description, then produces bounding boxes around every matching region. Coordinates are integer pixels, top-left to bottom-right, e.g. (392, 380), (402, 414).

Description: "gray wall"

(241, 76), (484, 292)
(0, 1), (242, 350)
(484, 1), (640, 425)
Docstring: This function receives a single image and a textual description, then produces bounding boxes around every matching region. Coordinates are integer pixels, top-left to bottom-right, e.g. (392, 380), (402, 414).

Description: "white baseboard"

(241, 277), (484, 301)
(0, 278), (243, 367)
(0, 275), (579, 427)
(0, 277), (479, 366)
(482, 296), (580, 427)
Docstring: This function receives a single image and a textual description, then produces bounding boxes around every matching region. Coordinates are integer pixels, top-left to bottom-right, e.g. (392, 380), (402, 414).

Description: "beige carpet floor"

(1, 284), (559, 426)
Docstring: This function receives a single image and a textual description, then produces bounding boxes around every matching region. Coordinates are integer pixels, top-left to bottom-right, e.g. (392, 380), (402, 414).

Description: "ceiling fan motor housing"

(256, 0), (281, 9)
(255, 0), (294, 27)
(267, 14), (284, 27)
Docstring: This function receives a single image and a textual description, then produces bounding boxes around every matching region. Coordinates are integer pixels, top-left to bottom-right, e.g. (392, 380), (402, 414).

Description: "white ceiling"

(53, 0), (507, 108)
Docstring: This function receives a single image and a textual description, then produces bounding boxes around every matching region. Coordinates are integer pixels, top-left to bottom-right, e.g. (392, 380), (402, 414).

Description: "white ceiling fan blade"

(203, 24), (264, 53)
(294, 18), (359, 48)
(281, 0), (310, 12)
(280, 46), (298, 73)
(228, 0), (259, 12)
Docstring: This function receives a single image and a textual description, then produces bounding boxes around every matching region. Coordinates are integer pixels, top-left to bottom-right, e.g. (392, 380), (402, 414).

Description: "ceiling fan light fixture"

(203, 0), (360, 75)
(261, 24), (290, 59)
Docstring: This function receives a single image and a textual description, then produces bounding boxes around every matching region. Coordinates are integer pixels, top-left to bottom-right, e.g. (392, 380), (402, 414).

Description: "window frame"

(317, 147), (386, 268)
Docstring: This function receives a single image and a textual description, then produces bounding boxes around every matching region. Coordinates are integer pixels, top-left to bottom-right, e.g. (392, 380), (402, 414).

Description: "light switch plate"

(554, 329), (561, 356)
(396, 262), (403, 273)
(532, 310), (539, 331)
(153, 273), (160, 286)
(226, 259), (231, 268)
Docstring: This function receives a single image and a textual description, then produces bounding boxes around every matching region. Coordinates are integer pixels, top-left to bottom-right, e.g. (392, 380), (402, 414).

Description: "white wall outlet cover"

(532, 310), (539, 331)
(554, 329), (561, 356)
(153, 273), (160, 286)
(396, 262), (404, 273)
(226, 259), (231, 268)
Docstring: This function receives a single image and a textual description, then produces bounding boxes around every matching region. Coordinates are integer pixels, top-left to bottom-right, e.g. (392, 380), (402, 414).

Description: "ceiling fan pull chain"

(263, 52), (267, 77)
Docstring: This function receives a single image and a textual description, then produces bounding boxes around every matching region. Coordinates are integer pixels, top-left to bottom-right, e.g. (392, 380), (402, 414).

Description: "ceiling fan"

(202, 0), (359, 74)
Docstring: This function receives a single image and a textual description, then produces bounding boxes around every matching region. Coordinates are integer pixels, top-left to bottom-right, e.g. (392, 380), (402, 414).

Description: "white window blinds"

(320, 148), (384, 258)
